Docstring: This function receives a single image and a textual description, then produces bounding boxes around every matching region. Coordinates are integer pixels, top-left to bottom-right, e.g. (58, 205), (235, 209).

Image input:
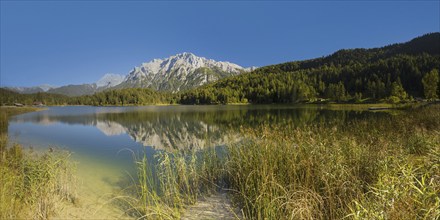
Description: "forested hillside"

(180, 33), (440, 104)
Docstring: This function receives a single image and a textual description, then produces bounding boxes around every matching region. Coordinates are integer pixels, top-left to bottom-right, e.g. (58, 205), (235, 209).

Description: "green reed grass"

(0, 107), (76, 219)
(120, 146), (225, 219)
(223, 105), (439, 219)
(124, 104), (439, 219)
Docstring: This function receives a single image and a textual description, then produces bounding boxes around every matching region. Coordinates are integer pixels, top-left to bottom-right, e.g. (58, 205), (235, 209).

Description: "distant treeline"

(2, 33), (439, 106)
(68, 88), (176, 105)
(0, 88), (71, 106)
(0, 88), (175, 106)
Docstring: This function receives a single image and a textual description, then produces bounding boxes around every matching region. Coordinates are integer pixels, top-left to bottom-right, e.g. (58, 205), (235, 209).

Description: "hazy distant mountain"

(5, 84), (57, 94)
(38, 84), (57, 92)
(116, 52), (252, 92)
(6, 87), (43, 94)
(96, 73), (125, 89)
(44, 74), (124, 97)
(47, 84), (97, 97)
(5, 53), (252, 96)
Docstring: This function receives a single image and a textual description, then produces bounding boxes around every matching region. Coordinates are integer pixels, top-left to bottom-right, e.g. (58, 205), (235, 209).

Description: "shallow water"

(8, 105), (390, 217)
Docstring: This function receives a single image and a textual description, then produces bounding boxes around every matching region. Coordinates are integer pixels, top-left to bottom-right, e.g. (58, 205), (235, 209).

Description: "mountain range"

(116, 52), (254, 92)
(3, 53), (253, 97)
(5, 84), (57, 94)
(2, 33), (438, 105)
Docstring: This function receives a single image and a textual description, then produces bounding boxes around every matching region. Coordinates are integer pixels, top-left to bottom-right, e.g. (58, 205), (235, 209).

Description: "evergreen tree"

(389, 78), (408, 102)
(422, 69), (439, 100)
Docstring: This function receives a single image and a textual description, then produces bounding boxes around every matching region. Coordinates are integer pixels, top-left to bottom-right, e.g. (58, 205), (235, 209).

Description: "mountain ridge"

(115, 52), (252, 92)
(3, 53), (251, 96)
(2, 33), (438, 103)
(5, 84), (57, 94)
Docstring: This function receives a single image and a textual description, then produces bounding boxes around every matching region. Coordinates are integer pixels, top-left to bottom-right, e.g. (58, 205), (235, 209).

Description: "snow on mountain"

(118, 52), (252, 92)
(245, 66), (258, 72)
(96, 73), (125, 88)
(4, 53), (255, 96)
(38, 84), (57, 92)
(94, 117), (238, 151)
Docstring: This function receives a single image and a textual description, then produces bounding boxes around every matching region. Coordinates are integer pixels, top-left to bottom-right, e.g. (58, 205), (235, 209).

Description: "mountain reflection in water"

(9, 105), (390, 151)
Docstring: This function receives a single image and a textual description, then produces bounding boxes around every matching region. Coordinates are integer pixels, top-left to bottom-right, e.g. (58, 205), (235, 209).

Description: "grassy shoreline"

(124, 104), (439, 219)
(224, 109), (439, 219)
(1, 105), (438, 219)
(0, 107), (76, 219)
(2, 100), (433, 108)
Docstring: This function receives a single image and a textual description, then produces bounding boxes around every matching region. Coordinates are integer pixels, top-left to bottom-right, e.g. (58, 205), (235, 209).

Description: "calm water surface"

(8, 105), (391, 167)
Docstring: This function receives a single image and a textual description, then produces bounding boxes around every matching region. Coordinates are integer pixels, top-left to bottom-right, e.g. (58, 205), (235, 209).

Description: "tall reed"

(223, 105), (440, 219)
(0, 107), (77, 219)
(126, 105), (439, 219)
(123, 146), (225, 219)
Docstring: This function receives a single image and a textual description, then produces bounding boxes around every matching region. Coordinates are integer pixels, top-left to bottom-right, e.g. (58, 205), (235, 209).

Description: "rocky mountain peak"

(119, 53), (252, 92)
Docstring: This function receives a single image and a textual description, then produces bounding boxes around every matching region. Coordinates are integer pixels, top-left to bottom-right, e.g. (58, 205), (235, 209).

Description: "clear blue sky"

(1, 1), (439, 87)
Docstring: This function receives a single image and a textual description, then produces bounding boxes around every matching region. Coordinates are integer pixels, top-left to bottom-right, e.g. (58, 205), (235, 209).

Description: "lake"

(7, 105), (392, 217)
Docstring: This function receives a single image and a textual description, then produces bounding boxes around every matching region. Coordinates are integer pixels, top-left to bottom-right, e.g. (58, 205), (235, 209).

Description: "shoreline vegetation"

(1, 86), (439, 108)
(0, 107), (77, 219)
(1, 105), (439, 219)
(117, 104), (439, 219)
(0, 100), (433, 109)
